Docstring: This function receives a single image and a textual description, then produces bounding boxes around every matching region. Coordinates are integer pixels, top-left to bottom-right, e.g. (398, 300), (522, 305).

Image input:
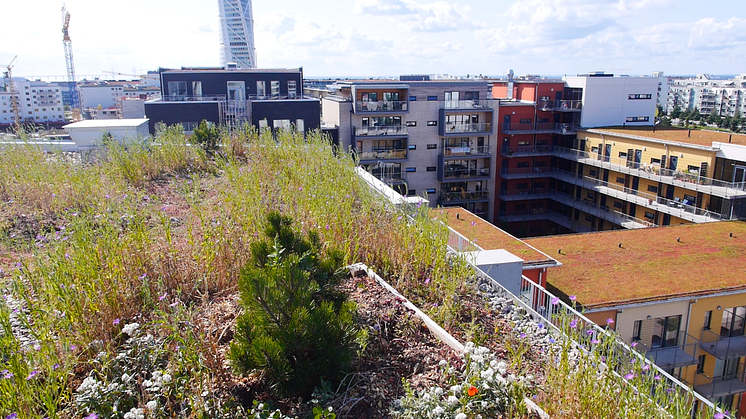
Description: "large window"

(192, 81), (202, 99)
(257, 81), (266, 97)
(271, 81), (280, 97)
(651, 315), (681, 348)
(167, 81), (187, 100)
(288, 81), (297, 97)
(721, 306), (746, 338)
(227, 81), (245, 102)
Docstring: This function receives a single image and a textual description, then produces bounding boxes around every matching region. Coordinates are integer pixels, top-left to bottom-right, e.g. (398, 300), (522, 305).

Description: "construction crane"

(3, 55), (21, 133)
(102, 70), (141, 79)
(62, 4), (81, 121)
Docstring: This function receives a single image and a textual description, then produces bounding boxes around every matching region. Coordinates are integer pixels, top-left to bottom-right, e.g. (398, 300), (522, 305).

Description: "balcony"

(550, 146), (746, 199)
(357, 148), (408, 162)
(439, 190), (490, 205)
(502, 122), (578, 135)
(633, 331), (700, 369)
(370, 172), (407, 185)
(157, 94), (227, 102)
(440, 167), (491, 182)
(500, 145), (555, 157)
(499, 166), (553, 179)
(441, 99), (492, 110)
(441, 145), (491, 158)
(354, 125), (408, 137)
(537, 100), (582, 112)
(441, 122), (492, 136)
(694, 372), (746, 399)
(354, 100), (408, 113)
(496, 209), (595, 233)
(700, 329), (746, 359)
(498, 187), (553, 201)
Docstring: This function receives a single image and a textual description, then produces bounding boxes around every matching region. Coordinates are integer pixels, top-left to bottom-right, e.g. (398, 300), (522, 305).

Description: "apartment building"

(78, 82), (124, 111)
(0, 78), (65, 127)
(525, 222), (746, 416)
(667, 74), (746, 117)
(321, 80), (496, 220)
(494, 74), (746, 237)
(144, 67), (319, 135)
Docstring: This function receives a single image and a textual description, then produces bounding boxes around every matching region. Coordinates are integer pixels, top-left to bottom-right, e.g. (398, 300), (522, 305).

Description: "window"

(591, 146), (599, 152)
(407, 189), (416, 196)
(227, 81), (246, 101)
(405, 167), (416, 172)
(628, 94), (652, 100)
(647, 185), (658, 193)
(192, 81), (202, 98)
(426, 188), (436, 194)
(427, 121), (437, 126)
(271, 81), (280, 96)
(703, 310), (712, 330)
(427, 96), (437, 101)
(426, 166), (436, 172)
(409, 96), (417, 101)
(650, 158), (661, 165)
(616, 176), (625, 183)
(625, 116), (650, 122)
(586, 192), (595, 200)
(517, 162), (530, 168)
(585, 215), (593, 222)
(517, 140), (530, 146)
(632, 320), (642, 341)
(167, 81), (187, 99)
(257, 81), (266, 97)
(427, 144), (437, 150)
(406, 121), (417, 127)
(697, 355), (706, 373)
(613, 201), (623, 209)
(535, 161), (547, 167)
(408, 144), (416, 150)
(519, 118), (532, 124)
(287, 80), (297, 97)
(537, 118), (548, 123)
(720, 306), (745, 338)
(295, 119), (305, 132)
(644, 211), (655, 220)
(273, 119), (291, 129)
(687, 165), (699, 173)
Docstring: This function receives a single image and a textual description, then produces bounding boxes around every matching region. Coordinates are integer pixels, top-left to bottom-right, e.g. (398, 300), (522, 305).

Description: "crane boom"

(62, 4), (81, 121)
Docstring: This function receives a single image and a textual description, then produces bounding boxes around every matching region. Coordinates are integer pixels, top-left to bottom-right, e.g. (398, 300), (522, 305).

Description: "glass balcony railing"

(439, 190), (490, 203)
(354, 125), (408, 136)
(443, 122), (492, 134)
(537, 99), (582, 111)
(502, 122), (578, 134)
(694, 371), (746, 399)
(632, 331), (700, 369)
(699, 329), (746, 359)
(442, 168), (490, 180)
(354, 100), (408, 112)
(441, 99), (493, 110)
(442, 145), (491, 156)
(357, 149), (408, 161)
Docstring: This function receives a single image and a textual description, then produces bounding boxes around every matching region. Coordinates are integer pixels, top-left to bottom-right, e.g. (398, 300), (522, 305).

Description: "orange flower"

(468, 386), (479, 397)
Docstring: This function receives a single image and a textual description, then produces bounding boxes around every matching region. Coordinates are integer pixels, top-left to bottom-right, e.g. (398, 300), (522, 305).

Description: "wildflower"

(85, 414), (99, 419)
(138, 273), (147, 280)
(714, 414), (725, 419)
(537, 323), (544, 329)
(467, 386), (479, 396)
(631, 342), (637, 348)
(587, 329), (594, 335)
(569, 295), (576, 302)
(654, 375), (661, 380)
(549, 338), (556, 343)
(65, 253), (70, 259)
(550, 296), (559, 305)
(6, 414), (18, 419)
(519, 332), (526, 339)
(169, 301), (179, 307)
(105, 194), (110, 199)
(298, 187), (303, 191)
(122, 323), (140, 336)
(432, 407), (444, 415)
(424, 278), (430, 284)
(471, 221), (476, 226)
(158, 292), (168, 301)
(161, 206), (167, 211)
(642, 364), (650, 371)
(26, 370), (39, 380)
(455, 413), (467, 419)
(624, 373), (635, 380)
(606, 318), (615, 325)
(70, 345), (77, 351)
(591, 339), (599, 344)
(53, 364), (60, 370)
(569, 319), (578, 328)
(113, 318), (120, 325)
(33, 344), (41, 351)
(2, 369), (12, 379)
(397, 216), (402, 220)
(325, 225), (330, 230)
(146, 400), (158, 411)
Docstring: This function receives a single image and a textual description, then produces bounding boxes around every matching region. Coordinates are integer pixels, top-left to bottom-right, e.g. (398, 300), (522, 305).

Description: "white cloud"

(355, 0), (479, 32)
(353, 0), (417, 15)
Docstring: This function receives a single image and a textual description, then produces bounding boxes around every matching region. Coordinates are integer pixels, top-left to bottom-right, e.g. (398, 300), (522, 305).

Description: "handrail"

(442, 99), (493, 110)
(357, 149), (408, 161)
(443, 122), (492, 133)
(354, 125), (408, 136)
(354, 100), (408, 112)
(442, 145), (491, 156)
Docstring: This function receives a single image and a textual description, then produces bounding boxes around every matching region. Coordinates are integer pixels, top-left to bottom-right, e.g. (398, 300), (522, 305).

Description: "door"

(669, 155), (678, 171)
(604, 144), (612, 162)
(445, 91), (459, 108)
(651, 315), (681, 349)
(734, 165), (746, 188)
(503, 115), (511, 131)
(227, 81), (245, 102)
(634, 149), (642, 169)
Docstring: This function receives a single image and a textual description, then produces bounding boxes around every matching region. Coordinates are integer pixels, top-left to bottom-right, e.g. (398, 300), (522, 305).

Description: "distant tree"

(691, 107), (701, 121)
(660, 116), (672, 127)
(723, 115), (733, 129)
(656, 104), (666, 117)
(731, 112), (741, 132)
(671, 105), (682, 119)
(707, 110), (719, 125)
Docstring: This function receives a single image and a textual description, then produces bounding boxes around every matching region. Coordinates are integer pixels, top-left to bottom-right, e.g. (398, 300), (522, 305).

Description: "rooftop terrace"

(524, 221), (746, 309)
(588, 127), (746, 147)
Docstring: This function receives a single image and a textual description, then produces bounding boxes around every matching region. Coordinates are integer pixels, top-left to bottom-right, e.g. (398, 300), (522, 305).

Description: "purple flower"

(138, 273), (147, 280)
(33, 344), (41, 351)
(158, 292), (168, 301)
(606, 318), (615, 325)
(569, 295), (576, 302)
(569, 319), (578, 329)
(298, 187), (303, 191)
(537, 323), (544, 329)
(624, 373), (635, 380)
(549, 338), (556, 343)
(53, 363), (60, 370)
(6, 413), (18, 419)
(397, 216), (402, 220)
(519, 332), (527, 339)
(169, 301), (179, 307)
(113, 318), (120, 325)
(470, 221), (476, 226)
(550, 297), (559, 305)
(424, 278), (430, 284)
(70, 345), (77, 351)
(586, 329), (594, 335)
(105, 194), (110, 199)
(631, 342), (638, 348)
(2, 369), (12, 379)
(26, 370), (39, 380)
(642, 364), (650, 371)
(325, 225), (330, 230)
(64, 253), (70, 259)
(591, 339), (599, 344)
(654, 375), (661, 380)
(84, 414), (99, 419)
(714, 413), (725, 419)
(161, 206), (167, 211)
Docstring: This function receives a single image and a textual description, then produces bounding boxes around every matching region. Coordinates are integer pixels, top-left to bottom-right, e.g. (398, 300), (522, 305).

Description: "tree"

(656, 104), (666, 117)
(229, 212), (361, 397)
(191, 119), (220, 156)
(660, 116), (672, 127)
(671, 105), (682, 119)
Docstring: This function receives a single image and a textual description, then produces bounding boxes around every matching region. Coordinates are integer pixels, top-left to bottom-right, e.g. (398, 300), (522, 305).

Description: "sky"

(2, 0), (744, 80)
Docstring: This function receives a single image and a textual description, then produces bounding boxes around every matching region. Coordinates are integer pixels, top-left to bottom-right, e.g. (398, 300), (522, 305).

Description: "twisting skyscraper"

(218, 0), (257, 68)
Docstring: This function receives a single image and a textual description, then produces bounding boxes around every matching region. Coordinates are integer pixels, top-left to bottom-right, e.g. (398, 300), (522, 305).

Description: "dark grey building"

(144, 67), (320, 134)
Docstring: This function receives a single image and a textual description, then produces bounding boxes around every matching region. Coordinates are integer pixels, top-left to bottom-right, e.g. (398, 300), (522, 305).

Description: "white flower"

(433, 406), (445, 415)
(447, 395), (459, 405)
(162, 373), (172, 383)
(480, 367), (494, 381)
(122, 322), (140, 336)
(455, 413), (467, 419)
(124, 407), (144, 419)
(146, 400), (157, 411)
(439, 359), (447, 367)
(450, 385), (462, 394)
(433, 387), (443, 396)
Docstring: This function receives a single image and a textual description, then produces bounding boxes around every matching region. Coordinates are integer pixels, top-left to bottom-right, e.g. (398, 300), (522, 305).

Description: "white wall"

(79, 85), (123, 109)
(565, 76), (658, 128)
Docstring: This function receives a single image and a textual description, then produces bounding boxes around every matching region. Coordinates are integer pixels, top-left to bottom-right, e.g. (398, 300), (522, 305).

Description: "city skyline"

(1, 0), (744, 79)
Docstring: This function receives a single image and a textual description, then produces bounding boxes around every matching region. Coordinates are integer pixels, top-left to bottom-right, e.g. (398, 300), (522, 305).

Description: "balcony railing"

(442, 168), (491, 180)
(159, 94), (227, 102)
(354, 100), (408, 112)
(442, 99), (492, 110)
(632, 331), (700, 369)
(354, 125), (408, 136)
(439, 190), (490, 203)
(371, 172), (407, 184)
(443, 122), (492, 134)
(501, 145), (555, 157)
(694, 371), (746, 399)
(699, 329), (746, 359)
(442, 145), (491, 156)
(357, 148), (408, 161)
(551, 146), (746, 198)
(502, 122), (578, 135)
(537, 99), (582, 112)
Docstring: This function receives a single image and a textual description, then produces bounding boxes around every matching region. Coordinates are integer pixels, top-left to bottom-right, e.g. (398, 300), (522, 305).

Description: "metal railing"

(551, 145), (746, 198)
(500, 166), (554, 176)
(446, 226), (483, 253)
(537, 99), (582, 111)
(632, 330), (701, 369)
(354, 100), (408, 112)
(699, 329), (746, 359)
(442, 99), (493, 110)
(371, 172), (407, 184)
(503, 122), (578, 134)
(354, 125), (408, 136)
(500, 145), (555, 157)
(442, 168), (491, 180)
(439, 190), (490, 203)
(496, 208), (596, 233)
(357, 149), (408, 161)
(694, 371), (746, 399)
(443, 122), (492, 134)
(442, 145), (491, 156)
(159, 94), (227, 102)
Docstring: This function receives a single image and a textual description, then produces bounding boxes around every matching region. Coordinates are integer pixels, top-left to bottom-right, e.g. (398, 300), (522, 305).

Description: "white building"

(62, 118), (149, 150)
(78, 83), (124, 110)
(218, 0), (256, 68)
(667, 74), (746, 117)
(0, 79), (65, 125)
(651, 71), (670, 109)
(564, 73), (658, 128)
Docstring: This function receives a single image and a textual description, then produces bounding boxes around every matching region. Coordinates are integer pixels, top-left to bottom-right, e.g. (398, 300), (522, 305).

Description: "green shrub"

(191, 120), (220, 156)
(229, 211), (360, 397)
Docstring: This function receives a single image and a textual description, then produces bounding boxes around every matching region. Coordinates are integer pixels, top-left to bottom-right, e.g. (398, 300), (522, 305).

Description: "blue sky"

(2, 0), (744, 80)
